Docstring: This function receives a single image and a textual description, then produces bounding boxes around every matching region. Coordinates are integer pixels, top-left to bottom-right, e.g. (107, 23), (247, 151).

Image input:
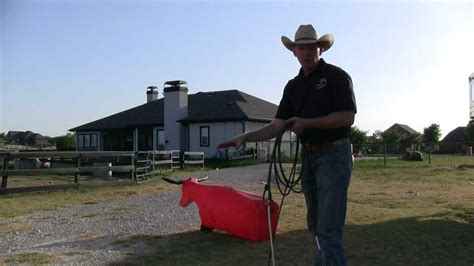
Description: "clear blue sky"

(1, 0), (473, 138)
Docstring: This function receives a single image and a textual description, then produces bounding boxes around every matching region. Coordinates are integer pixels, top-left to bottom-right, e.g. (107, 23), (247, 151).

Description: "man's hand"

(287, 117), (305, 135)
(217, 136), (244, 149)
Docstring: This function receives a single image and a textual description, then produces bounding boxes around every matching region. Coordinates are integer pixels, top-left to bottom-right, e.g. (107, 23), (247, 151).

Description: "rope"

(263, 125), (327, 266)
(263, 124), (302, 266)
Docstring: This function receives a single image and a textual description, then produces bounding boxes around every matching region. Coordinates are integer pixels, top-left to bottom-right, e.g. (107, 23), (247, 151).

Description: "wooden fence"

(0, 151), (135, 194)
(0, 150), (205, 194)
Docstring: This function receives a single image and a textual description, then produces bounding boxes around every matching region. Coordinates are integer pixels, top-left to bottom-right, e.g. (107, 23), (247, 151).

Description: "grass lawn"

(1, 161), (473, 265)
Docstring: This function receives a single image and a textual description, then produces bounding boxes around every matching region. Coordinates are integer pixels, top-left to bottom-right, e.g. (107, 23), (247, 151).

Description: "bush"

(404, 151), (423, 161)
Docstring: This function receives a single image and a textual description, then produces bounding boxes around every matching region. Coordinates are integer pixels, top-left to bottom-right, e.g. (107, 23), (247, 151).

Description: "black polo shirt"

(275, 58), (357, 144)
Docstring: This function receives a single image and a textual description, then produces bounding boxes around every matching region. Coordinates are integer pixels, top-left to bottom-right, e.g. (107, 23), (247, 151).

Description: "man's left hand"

(287, 117), (305, 135)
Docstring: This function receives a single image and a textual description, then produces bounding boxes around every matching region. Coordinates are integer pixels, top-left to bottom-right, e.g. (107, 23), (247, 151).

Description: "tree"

(422, 123), (442, 144)
(466, 121), (474, 142)
(51, 133), (76, 151)
(401, 132), (422, 143)
(369, 130), (383, 143)
(350, 126), (368, 155)
(381, 131), (400, 144)
(365, 130), (384, 154)
(422, 123), (441, 152)
(350, 126), (368, 144)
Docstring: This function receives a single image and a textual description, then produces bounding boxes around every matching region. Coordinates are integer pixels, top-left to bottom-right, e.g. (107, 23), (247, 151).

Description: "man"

(217, 24), (356, 265)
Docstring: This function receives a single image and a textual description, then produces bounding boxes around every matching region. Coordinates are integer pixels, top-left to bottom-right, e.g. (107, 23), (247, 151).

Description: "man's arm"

(287, 111), (355, 135)
(217, 119), (287, 149)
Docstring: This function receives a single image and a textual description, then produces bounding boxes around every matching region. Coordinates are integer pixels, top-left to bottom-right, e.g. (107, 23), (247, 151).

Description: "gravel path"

(0, 164), (271, 264)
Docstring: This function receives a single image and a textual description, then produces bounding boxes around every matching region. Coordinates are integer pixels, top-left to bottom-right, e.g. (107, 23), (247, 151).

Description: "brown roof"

(441, 127), (466, 142)
(385, 123), (418, 135)
(70, 90), (278, 132)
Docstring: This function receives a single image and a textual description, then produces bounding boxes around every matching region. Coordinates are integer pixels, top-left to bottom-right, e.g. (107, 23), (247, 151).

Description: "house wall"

(188, 121), (245, 158)
(187, 120), (295, 158)
(246, 121), (295, 156)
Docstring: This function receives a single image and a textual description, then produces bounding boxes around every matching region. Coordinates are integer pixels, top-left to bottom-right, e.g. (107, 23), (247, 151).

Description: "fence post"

(1, 155), (8, 195)
(225, 149), (229, 167)
(383, 143), (387, 167)
(131, 153), (136, 181)
(152, 151), (155, 174)
(428, 147), (431, 166)
(74, 154), (81, 183)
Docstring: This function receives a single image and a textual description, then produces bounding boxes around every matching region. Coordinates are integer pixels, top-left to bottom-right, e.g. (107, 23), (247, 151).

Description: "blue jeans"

(301, 139), (353, 266)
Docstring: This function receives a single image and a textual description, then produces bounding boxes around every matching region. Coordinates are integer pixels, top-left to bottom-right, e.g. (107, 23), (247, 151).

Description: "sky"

(1, 0), (473, 138)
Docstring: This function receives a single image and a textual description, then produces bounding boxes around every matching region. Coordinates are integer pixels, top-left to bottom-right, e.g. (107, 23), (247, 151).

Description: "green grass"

(0, 224), (32, 234)
(2, 252), (59, 264)
(99, 164), (473, 265)
(0, 167), (215, 218)
(355, 154), (474, 169)
(0, 174), (173, 218)
(1, 163), (473, 265)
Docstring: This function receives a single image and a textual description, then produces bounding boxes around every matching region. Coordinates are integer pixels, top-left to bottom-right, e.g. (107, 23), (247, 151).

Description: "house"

(69, 80), (293, 158)
(6, 131), (50, 148)
(0, 136), (6, 149)
(439, 127), (466, 154)
(384, 123), (419, 139)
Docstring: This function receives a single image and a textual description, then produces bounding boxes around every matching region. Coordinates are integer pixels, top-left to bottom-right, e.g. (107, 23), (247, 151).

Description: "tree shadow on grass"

(109, 214), (473, 266)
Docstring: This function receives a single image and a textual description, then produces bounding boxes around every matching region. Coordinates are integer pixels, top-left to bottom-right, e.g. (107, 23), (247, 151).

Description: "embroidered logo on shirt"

(315, 78), (327, 90)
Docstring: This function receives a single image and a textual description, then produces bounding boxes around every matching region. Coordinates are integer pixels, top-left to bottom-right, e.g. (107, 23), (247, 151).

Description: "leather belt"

(302, 138), (348, 152)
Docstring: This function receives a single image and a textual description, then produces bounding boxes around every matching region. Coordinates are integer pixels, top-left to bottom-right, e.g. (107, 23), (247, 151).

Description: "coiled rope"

(263, 124), (302, 266)
(262, 124), (326, 266)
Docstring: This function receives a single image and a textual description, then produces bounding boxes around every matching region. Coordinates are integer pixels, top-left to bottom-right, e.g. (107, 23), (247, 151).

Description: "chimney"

(163, 80), (189, 150)
(147, 86), (158, 103)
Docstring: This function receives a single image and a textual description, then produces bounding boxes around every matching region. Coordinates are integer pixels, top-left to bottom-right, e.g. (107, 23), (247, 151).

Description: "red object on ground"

(178, 177), (279, 242)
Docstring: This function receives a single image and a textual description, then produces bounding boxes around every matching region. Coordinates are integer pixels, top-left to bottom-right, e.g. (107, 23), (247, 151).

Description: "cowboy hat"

(281, 24), (334, 52)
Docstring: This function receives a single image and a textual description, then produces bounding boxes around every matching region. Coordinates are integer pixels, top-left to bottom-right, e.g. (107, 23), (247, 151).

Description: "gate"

(135, 151), (153, 182)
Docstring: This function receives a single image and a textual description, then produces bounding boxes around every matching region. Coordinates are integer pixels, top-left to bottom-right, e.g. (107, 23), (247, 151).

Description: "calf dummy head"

(162, 176), (209, 207)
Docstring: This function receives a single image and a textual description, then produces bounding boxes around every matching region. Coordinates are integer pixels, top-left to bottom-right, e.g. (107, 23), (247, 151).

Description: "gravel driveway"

(0, 164), (271, 264)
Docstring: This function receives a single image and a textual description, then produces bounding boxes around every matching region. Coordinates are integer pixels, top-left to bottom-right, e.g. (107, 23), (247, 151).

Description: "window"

(78, 135), (84, 150)
(156, 129), (165, 150)
(84, 135), (90, 151)
(200, 126), (210, 147)
(91, 134), (97, 151)
(77, 133), (99, 151)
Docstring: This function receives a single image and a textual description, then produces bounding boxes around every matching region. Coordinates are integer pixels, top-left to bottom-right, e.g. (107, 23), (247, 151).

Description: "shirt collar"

(298, 58), (326, 78)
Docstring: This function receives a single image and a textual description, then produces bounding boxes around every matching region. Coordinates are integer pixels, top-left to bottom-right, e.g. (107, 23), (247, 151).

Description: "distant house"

(384, 123), (418, 139)
(0, 136), (6, 149)
(442, 127), (466, 143)
(6, 131), (50, 148)
(439, 127), (466, 154)
(69, 80), (292, 158)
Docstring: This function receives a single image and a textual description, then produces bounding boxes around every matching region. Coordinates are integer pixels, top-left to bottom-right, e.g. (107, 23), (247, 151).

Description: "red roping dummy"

(164, 176), (279, 242)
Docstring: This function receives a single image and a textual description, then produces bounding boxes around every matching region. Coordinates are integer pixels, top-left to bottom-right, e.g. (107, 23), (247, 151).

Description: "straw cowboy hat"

(281, 24), (334, 52)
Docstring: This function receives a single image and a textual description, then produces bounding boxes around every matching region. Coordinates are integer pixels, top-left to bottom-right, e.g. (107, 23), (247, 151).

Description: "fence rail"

(0, 150), (207, 194)
(0, 151), (136, 194)
(183, 151), (205, 168)
(352, 142), (474, 167)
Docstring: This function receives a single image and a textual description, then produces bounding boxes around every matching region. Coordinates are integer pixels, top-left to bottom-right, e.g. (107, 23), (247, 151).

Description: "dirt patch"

(431, 167), (454, 172)
(457, 164), (474, 170)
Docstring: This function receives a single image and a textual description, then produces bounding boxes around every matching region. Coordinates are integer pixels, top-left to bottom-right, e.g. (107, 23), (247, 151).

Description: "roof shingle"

(70, 90), (277, 131)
